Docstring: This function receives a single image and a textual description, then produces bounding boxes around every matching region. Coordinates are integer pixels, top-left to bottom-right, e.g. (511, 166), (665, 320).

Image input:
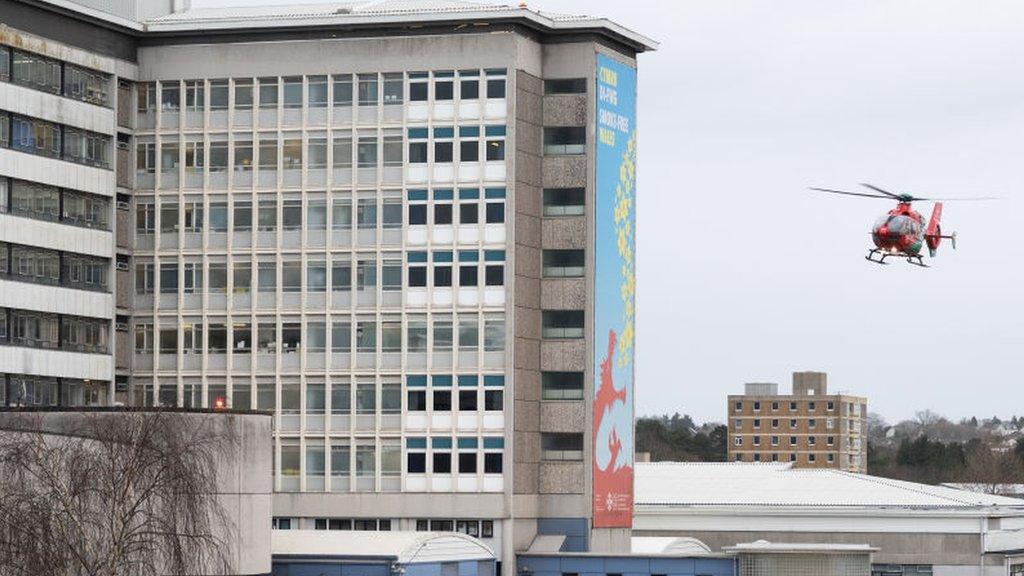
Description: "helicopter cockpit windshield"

(873, 214), (920, 237)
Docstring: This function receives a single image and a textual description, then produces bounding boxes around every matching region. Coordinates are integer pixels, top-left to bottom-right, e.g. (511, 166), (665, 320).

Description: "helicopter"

(810, 183), (995, 267)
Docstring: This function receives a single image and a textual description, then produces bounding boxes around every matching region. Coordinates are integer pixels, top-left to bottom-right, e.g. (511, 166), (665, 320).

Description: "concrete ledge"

(0, 278), (112, 318)
(0, 148), (115, 197)
(0, 345), (112, 381)
(0, 213), (113, 257)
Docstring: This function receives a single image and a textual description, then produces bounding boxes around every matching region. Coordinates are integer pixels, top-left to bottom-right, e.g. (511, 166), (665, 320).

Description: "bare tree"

(0, 410), (239, 576)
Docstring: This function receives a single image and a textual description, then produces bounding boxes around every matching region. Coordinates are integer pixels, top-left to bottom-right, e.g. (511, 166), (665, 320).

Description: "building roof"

(141, 1), (655, 51)
(630, 537), (712, 555)
(723, 541), (878, 554)
(636, 462), (1024, 510)
(272, 531), (495, 564)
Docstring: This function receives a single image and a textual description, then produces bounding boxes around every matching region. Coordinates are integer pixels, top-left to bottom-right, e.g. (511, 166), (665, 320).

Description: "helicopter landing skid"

(865, 249), (928, 268)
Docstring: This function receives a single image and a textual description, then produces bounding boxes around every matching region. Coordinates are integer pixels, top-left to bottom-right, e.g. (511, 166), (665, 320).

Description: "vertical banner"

(592, 53), (637, 529)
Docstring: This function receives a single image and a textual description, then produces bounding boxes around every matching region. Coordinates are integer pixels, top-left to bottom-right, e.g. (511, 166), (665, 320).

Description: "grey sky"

(193, 0), (1024, 424)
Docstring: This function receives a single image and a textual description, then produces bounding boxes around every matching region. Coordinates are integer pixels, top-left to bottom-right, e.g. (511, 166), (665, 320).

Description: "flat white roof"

(724, 540), (878, 554)
(636, 462), (1024, 510)
(139, 0), (658, 51)
(272, 531), (495, 564)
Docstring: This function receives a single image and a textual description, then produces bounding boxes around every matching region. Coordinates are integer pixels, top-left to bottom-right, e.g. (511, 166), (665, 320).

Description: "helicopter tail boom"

(924, 202), (955, 257)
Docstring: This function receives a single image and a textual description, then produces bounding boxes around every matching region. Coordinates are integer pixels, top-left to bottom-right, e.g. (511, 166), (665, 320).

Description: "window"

(485, 264), (503, 286)
(485, 201), (504, 224)
(434, 264), (452, 287)
(209, 140), (228, 172)
(282, 199), (302, 230)
(233, 261), (251, 294)
(544, 78), (587, 95)
(184, 142), (204, 173)
(357, 259), (376, 291)
(159, 263), (178, 294)
(11, 245), (60, 286)
(433, 451), (452, 474)
(233, 201), (252, 232)
(234, 79), (253, 110)
(60, 315), (108, 353)
(383, 134), (402, 167)
(357, 198), (377, 229)
(485, 387), (503, 411)
(543, 188), (585, 216)
(383, 73), (403, 105)
(258, 200), (277, 232)
(209, 202), (228, 233)
(459, 262), (478, 287)
(282, 261), (301, 293)
(12, 50), (61, 95)
(64, 63), (110, 106)
(209, 80), (229, 111)
(357, 136), (377, 168)
(381, 320), (401, 353)
(58, 189), (109, 230)
(434, 72), (454, 100)
(11, 115), (61, 158)
(407, 319), (428, 353)
(483, 317), (504, 351)
(331, 74), (353, 107)
(485, 136), (504, 161)
(434, 319), (453, 351)
(356, 320), (376, 353)
(542, 250), (584, 277)
(542, 310), (583, 339)
(184, 80), (204, 112)
(134, 323), (153, 353)
(11, 180), (59, 222)
(283, 77), (302, 109)
(409, 73), (428, 101)
(137, 82), (156, 113)
(408, 390), (427, 411)
(282, 137), (302, 169)
(460, 132), (480, 162)
(358, 74), (378, 106)
(434, 203), (453, 225)
(332, 321), (351, 352)
(161, 82), (181, 111)
(183, 202), (203, 232)
(332, 261), (352, 292)
(58, 253), (107, 292)
(62, 126), (109, 167)
(460, 70), (479, 99)
(459, 389), (477, 411)
(432, 389), (451, 411)
(486, 76), (506, 99)
(542, 433), (583, 461)
(135, 262), (155, 294)
(259, 137), (277, 171)
(308, 75), (328, 108)
(306, 261), (326, 293)
(459, 316), (479, 351)
(258, 262), (276, 293)
(735, 401), (743, 412)
(544, 127), (586, 155)
(753, 401), (761, 411)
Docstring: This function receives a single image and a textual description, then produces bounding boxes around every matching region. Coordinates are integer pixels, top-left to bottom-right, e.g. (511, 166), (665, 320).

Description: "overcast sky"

(194, 0), (1024, 424)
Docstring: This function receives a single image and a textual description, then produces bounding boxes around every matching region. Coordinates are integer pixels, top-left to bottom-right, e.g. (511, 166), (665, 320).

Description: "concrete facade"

(727, 371), (869, 472)
(0, 2), (655, 574)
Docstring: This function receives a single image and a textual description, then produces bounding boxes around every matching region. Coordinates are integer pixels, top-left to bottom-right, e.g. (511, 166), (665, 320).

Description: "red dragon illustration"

(592, 329), (633, 527)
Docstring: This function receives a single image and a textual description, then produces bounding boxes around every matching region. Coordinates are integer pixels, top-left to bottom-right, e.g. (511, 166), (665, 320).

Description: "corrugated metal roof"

(636, 462), (1024, 509)
(272, 530), (495, 564)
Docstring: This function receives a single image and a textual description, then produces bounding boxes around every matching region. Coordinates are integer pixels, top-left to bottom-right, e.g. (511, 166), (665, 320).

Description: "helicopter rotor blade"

(907, 196), (1001, 202)
(859, 183), (904, 199)
(809, 187), (893, 199)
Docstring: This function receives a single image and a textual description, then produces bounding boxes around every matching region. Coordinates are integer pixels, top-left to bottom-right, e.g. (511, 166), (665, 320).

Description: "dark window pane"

(434, 204), (453, 225)
(407, 453), (426, 473)
(409, 204), (427, 225)
(433, 452), (451, 473)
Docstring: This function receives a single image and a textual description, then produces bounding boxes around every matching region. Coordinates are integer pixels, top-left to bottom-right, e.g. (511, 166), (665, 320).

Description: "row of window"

(134, 192), (505, 234)
(0, 45), (111, 107)
(735, 399), (862, 414)
(144, 377), (504, 415)
(735, 418), (838, 431)
(0, 177), (111, 230)
(735, 435), (837, 447)
(137, 70), (508, 114)
(276, 436), (505, 478)
(0, 111), (111, 168)
(138, 372), (580, 411)
(133, 316), (506, 355)
(0, 308), (108, 354)
(735, 452), (836, 464)
(0, 241), (108, 292)
(134, 255), (506, 296)
(404, 437), (504, 474)
(0, 373), (109, 407)
(135, 127), (507, 174)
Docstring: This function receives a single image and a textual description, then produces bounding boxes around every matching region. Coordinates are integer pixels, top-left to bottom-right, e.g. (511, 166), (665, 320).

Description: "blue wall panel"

(341, 563), (390, 576)
(517, 555), (735, 576)
(404, 564), (441, 576)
